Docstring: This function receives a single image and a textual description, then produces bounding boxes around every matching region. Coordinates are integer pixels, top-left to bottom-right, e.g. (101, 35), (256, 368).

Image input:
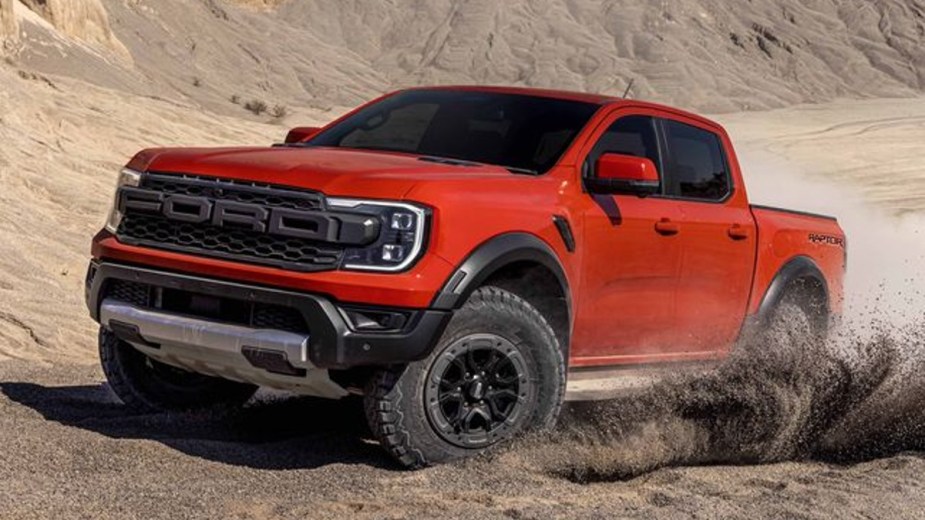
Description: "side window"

(663, 120), (730, 200)
(586, 115), (661, 178)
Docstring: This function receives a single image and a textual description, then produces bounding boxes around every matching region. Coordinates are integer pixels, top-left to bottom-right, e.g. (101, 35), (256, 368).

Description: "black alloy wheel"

(364, 286), (565, 468)
(424, 333), (534, 448)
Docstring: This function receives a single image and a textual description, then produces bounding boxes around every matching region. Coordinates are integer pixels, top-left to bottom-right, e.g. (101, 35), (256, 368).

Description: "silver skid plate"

(99, 298), (348, 399)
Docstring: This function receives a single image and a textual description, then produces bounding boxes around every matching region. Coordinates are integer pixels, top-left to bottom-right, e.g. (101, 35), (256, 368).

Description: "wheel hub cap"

(468, 377), (485, 400)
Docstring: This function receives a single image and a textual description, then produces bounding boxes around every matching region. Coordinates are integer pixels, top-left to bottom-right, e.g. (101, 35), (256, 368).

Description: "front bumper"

(86, 261), (452, 372)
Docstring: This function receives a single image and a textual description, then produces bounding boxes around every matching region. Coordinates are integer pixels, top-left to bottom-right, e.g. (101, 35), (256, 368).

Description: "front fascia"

(92, 230), (455, 309)
(86, 261), (452, 369)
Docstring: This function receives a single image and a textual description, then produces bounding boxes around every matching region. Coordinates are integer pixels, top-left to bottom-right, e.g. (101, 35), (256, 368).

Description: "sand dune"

(275, 0), (925, 112)
(0, 64), (289, 362)
(720, 99), (925, 215)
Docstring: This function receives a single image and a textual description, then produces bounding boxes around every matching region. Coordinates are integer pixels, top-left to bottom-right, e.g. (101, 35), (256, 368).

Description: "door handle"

(727, 224), (750, 240)
(654, 218), (680, 236)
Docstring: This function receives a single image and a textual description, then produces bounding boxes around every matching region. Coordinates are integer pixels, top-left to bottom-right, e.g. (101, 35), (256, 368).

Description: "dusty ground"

(2, 331), (925, 520)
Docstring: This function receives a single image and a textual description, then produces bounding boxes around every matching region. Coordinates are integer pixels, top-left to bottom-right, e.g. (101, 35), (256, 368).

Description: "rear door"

(572, 114), (684, 363)
(659, 118), (757, 353)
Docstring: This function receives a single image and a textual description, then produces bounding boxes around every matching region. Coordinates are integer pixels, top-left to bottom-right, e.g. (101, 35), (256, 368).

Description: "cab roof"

(403, 85), (719, 130)
(410, 85), (621, 105)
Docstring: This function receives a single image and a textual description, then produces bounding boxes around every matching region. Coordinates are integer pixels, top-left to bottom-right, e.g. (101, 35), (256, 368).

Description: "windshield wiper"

(501, 166), (539, 175)
(419, 156), (481, 167)
(422, 156), (539, 175)
(418, 156), (537, 175)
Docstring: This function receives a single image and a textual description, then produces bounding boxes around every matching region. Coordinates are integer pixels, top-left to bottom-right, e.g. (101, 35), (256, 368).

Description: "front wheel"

(364, 287), (566, 468)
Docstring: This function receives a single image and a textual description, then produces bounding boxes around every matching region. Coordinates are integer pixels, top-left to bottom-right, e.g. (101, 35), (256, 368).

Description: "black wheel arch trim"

(431, 232), (572, 315)
(755, 255), (830, 327)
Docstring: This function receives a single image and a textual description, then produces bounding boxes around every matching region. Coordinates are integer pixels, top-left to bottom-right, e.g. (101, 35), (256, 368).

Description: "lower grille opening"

(102, 280), (308, 334)
(108, 279), (150, 307)
(118, 214), (344, 272)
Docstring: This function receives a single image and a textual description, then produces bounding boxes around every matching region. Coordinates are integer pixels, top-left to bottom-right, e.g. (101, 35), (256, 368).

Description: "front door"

(572, 115), (684, 364)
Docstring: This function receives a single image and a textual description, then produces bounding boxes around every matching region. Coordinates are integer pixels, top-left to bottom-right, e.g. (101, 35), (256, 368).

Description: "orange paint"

(93, 87), (846, 370)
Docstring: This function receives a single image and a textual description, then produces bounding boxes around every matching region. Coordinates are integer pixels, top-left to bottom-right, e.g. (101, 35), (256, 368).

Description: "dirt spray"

(499, 147), (925, 482)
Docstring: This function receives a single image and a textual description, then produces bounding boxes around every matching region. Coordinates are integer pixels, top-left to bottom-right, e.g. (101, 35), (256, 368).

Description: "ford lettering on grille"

(114, 173), (380, 272)
(120, 187), (353, 241)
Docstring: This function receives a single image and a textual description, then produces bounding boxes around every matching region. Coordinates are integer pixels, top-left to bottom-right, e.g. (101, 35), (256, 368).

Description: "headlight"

(327, 198), (428, 272)
(104, 168), (142, 233)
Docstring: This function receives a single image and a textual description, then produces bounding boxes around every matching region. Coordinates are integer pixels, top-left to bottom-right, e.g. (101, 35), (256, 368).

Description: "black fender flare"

(430, 233), (571, 318)
(755, 255), (829, 327)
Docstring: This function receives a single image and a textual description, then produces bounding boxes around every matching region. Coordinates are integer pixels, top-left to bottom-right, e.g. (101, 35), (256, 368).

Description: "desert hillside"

(2, 0), (924, 115)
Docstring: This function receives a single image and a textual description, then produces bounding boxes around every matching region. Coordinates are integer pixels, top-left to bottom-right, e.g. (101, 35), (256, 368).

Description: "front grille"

(143, 174), (324, 211)
(116, 173), (343, 272)
(104, 280), (309, 334)
(119, 215), (343, 268)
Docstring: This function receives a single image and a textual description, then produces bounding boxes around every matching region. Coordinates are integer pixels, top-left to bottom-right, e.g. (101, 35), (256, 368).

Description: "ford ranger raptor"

(85, 86), (846, 467)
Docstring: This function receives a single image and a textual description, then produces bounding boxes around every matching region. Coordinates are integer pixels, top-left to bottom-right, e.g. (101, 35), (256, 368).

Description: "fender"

(430, 233), (571, 315)
(754, 255), (829, 327)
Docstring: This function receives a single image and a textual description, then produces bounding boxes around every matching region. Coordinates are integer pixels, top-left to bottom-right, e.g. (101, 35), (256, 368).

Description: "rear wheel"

(364, 287), (565, 468)
(745, 282), (831, 377)
(766, 281), (829, 342)
(99, 327), (258, 412)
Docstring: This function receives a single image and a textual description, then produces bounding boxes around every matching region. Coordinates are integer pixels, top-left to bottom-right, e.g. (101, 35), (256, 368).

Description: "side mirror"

(284, 126), (322, 144)
(586, 153), (660, 196)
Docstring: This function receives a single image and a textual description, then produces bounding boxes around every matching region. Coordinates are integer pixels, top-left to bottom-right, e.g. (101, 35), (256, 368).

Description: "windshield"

(307, 89), (600, 174)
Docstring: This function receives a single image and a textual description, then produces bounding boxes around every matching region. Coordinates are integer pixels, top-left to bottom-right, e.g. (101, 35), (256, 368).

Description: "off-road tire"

(364, 286), (566, 468)
(766, 282), (829, 343)
(99, 327), (258, 412)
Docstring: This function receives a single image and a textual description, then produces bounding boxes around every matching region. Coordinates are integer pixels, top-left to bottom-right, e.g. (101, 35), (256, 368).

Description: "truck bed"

(748, 204), (846, 316)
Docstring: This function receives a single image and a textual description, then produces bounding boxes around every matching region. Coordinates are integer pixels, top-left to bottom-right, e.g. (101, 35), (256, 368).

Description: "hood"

(131, 146), (515, 199)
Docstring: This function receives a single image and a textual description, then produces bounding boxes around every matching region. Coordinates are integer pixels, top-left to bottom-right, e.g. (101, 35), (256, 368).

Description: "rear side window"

(663, 120), (730, 200)
(586, 115), (661, 177)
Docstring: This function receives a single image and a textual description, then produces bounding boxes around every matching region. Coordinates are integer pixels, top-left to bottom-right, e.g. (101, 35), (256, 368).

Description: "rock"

(19, 0), (129, 59)
(0, 0), (18, 51)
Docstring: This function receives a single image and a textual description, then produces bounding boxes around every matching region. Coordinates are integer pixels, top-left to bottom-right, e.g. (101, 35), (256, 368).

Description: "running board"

(564, 362), (719, 401)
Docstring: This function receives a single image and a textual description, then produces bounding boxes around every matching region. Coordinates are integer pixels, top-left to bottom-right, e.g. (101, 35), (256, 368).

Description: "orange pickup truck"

(85, 86), (845, 466)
